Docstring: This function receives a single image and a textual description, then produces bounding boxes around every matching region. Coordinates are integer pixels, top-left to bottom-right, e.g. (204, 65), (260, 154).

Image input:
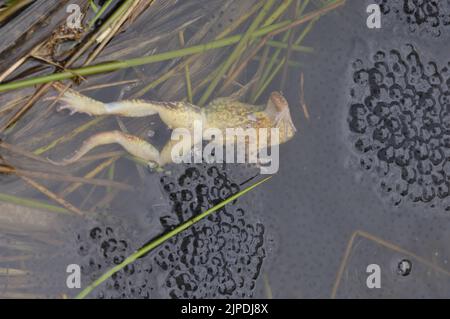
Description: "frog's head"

(266, 91), (297, 142)
(269, 91), (289, 111)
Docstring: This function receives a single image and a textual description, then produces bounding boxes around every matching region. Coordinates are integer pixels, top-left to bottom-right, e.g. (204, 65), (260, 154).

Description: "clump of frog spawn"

(157, 165), (266, 298)
(348, 44), (450, 210)
(375, 0), (450, 37)
(76, 222), (154, 299)
(75, 165), (267, 299)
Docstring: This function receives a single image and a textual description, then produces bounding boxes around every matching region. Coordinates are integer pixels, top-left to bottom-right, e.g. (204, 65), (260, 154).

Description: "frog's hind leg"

(48, 131), (161, 166)
(48, 130), (198, 168)
(56, 89), (163, 117)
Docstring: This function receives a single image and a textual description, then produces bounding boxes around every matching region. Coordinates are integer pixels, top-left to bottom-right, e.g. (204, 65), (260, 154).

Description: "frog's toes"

(147, 161), (163, 172)
(54, 90), (106, 116)
(56, 104), (76, 115)
(57, 104), (91, 116)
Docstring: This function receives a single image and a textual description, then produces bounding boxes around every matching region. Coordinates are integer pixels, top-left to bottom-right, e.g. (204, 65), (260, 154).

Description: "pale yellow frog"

(49, 87), (296, 167)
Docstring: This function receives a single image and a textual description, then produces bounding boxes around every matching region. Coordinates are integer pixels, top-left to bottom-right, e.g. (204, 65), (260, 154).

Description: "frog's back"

(156, 101), (204, 130)
(205, 98), (269, 129)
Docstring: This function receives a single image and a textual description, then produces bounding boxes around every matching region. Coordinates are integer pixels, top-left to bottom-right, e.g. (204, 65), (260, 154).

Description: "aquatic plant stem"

(134, 1), (265, 98)
(263, 0), (293, 27)
(20, 176), (85, 216)
(0, 165), (132, 191)
(84, 0), (148, 66)
(197, 0), (276, 106)
(33, 117), (104, 155)
(0, 0), (140, 132)
(0, 0), (349, 94)
(88, 0), (114, 29)
(178, 30), (193, 103)
(66, 0), (137, 66)
(252, 0), (310, 103)
(75, 175), (272, 299)
(0, 21), (279, 92)
(88, 0), (99, 13)
(0, 0), (33, 24)
(0, 193), (69, 214)
(280, 0), (300, 91)
(252, 16), (319, 102)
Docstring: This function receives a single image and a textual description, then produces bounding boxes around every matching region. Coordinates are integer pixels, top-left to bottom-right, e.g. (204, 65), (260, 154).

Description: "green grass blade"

(0, 193), (70, 214)
(88, 0), (99, 13)
(88, 0), (114, 29)
(253, 56), (286, 101)
(33, 117), (104, 155)
(0, 0), (33, 24)
(178, 30), (193, 103)
(262, 0), (293, 27)
(0, 20), (293, 93)
(251, 0), (310, 103)
(0, 0), (344, 93)
(197, 0), (276, 106)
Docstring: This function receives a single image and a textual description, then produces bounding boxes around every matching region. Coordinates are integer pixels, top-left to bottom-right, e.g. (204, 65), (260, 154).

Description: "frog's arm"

(208, 78), (258, 106)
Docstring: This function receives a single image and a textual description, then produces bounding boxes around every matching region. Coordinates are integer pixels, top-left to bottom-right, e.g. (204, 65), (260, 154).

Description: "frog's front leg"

(212, 79), (257, 105)
(56, 89), (162, 117)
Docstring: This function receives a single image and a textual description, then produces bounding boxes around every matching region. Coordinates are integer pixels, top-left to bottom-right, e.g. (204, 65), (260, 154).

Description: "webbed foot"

(55, 90), (107, 116)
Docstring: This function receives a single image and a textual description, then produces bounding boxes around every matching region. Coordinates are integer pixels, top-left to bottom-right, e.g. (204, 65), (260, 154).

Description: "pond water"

(0, 0), (449, 298)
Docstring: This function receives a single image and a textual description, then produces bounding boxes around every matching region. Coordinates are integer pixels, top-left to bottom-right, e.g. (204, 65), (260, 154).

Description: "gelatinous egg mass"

(375, 0), (450, 37)
(76, 223), (154, 299)
(158, 165), (266, 298)
(348, 44), (450, 210)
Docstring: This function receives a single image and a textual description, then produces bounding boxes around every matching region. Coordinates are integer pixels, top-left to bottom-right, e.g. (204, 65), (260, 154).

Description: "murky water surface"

(0, 0), (450, 298)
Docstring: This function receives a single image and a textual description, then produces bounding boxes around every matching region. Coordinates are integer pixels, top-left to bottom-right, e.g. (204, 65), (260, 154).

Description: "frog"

(49, 86), (297, 168)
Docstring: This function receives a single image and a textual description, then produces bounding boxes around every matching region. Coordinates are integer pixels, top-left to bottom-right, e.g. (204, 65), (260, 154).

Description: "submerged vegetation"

(0, 0), (345, 298)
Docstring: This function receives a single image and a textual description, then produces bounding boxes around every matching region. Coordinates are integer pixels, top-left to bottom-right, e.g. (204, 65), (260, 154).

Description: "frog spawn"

(375, 0), (450, 37)
(157, 165), (266, 298)
(76, 222), (154, 299)
(348, 45), (450, 210)
(73, 164), (266, 299)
